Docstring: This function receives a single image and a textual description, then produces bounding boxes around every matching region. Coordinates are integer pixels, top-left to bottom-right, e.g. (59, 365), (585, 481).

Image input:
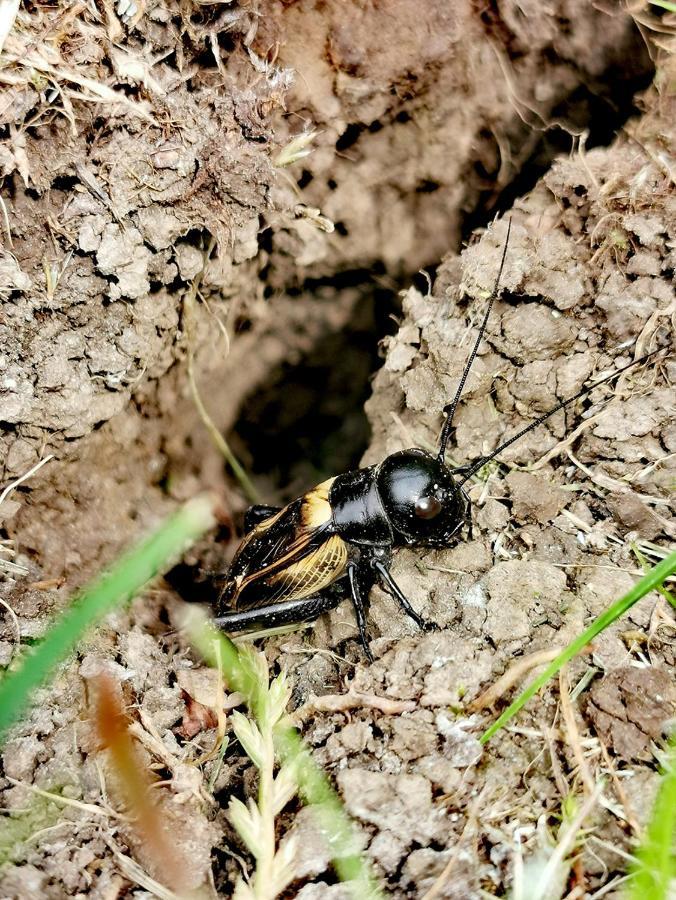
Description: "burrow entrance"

(226, 54), (654, 504)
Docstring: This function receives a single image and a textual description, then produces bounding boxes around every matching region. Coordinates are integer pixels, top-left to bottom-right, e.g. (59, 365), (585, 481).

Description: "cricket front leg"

(367, 549), (438, 633)
(347, 561), (375, 663)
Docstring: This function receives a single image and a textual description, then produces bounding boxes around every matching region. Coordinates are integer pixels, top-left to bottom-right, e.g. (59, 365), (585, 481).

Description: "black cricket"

(214, 223), (658, 660)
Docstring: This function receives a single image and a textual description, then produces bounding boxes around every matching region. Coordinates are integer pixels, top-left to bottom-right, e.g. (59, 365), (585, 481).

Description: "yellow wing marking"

(267, 534), (348, 602)
(300, 477), (335, 529)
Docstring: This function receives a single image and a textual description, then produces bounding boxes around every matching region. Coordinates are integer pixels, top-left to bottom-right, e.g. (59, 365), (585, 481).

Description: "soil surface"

(1, 1), (674, 898)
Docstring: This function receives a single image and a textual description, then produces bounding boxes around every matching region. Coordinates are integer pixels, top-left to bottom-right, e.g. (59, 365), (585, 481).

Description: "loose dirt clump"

(586, 666), (676, 762)
(254, 0), (651, 276)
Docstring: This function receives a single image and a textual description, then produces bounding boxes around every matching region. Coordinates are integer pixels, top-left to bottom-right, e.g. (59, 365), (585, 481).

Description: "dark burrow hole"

(335, 122), (365, 152)
(227, 281), (400, 504)
(167, 277), (401, 606)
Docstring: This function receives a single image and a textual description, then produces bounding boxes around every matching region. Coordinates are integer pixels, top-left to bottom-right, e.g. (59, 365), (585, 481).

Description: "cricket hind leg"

(216, 566), (379, 665)
(213, 581), (346, 633)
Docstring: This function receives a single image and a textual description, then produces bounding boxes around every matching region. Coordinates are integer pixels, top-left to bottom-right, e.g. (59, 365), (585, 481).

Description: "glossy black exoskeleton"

(214, 222), (660, 660)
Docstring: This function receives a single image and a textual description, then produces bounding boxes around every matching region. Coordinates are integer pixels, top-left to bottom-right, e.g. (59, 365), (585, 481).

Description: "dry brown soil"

(0, 1), (674, 898)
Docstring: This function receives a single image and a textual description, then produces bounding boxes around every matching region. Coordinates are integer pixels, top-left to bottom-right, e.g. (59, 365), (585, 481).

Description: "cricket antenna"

(458, 347), (665, 486)
(438, 218), (512, 463)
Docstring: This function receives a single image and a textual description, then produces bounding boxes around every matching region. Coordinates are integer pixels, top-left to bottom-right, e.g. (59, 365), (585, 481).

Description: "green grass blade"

(0, 495), (216, 745)
(275, 725), (381, 896)
(632, 543), (676, 610)
(185, 606), (261, 708)
(480, 550), (676, 744)
(649, 0), (676, 11)
(628, 734), (676, 900)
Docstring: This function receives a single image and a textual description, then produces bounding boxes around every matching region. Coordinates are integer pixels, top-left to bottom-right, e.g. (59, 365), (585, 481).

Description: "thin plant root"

(469, 647), (565, 712)
(294, 687), (416, 723)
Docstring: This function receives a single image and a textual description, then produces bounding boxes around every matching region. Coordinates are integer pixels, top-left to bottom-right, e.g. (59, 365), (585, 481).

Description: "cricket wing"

(264, 534), (349, 603)
(220, 478), (343, 611)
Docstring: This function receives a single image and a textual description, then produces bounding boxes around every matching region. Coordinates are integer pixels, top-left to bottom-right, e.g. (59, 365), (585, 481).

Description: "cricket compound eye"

(414, 496), (442, 519)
